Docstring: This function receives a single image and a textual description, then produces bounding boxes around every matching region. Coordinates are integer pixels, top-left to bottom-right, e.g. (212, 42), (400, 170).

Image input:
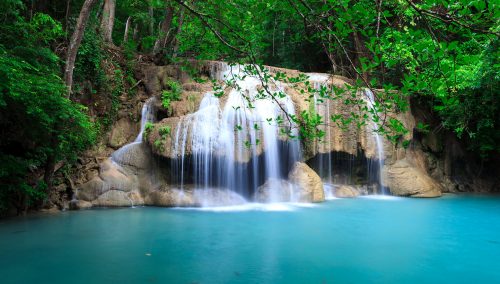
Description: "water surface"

(1, 195), (499, 283)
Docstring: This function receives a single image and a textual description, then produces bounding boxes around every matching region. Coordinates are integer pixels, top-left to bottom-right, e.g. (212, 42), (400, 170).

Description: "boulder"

(128, 191), (145, 206)
(145, 189), (195, 207)
(108, 118), (137, 148)
(334, 185), (360, 198)
(77, 177), (105, 201)
(69, 200), (93, 210)
(99, 159), (137, 192)
(288, 162), (325, 202)
(111, 142), (151, 169)
(254, 179), (295, 202)
(92, 190), (134, 207)
(382, 159), (442, 197)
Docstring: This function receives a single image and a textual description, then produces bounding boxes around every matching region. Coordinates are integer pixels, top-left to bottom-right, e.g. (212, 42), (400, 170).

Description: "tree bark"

(100, 0), (116, 43)
(153, 5), (175, 54)
(64, 0), (98, 96)
(148, 4), (155, 35)
(123, 16), (131, 44)
(351, 30), (369, 82)
(133, 23), (139, 42)
(65, 0), (71, 35)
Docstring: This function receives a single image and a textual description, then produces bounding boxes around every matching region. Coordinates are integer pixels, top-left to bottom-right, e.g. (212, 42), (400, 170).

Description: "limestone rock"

(111, 142), (151, 169)
(334, 185), (360, 198)
(108, 118), (136, 148)
(145, 189), (194, 207)
(92, 190), (134, 207)
(288, 162), (325, 202)
(77, 177), (105, 201)
(69, 200), (93, 210)
(382, 159), (442, 197)
(99, 159), (137, 192)
(128, 191), (145, 206)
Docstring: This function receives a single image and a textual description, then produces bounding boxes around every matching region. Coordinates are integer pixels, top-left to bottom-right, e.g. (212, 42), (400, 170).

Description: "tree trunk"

(133, 23), (139, 42)
(64, 0), (98, 95)
(352, 30), (370, 82)
(153, 5), (175, 54)
(43, 153), (56, 191)
(123, 16), (131, 44)
(64, 0), (72, 36)
(100, 0), (116, 43)
(148, 5), (155, 36)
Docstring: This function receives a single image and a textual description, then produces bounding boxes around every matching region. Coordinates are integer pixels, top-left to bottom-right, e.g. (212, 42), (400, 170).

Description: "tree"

(153, 4), (174, 54)
(100, 0), (116, 43)
(0, 2), (95, 214)
(64, 0), (99, 95)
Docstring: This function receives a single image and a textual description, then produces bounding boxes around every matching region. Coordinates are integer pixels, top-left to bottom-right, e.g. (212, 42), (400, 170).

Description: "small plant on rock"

(153, 139), (164, 152)
(143, 122), (154, 141)
(159, 126), (171, 140)
(161, 80), (182, 110)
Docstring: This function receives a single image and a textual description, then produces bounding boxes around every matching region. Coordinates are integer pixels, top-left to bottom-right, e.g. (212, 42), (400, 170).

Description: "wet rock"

(92, 190), (134, 207)
(382, 159), (442, 198)
(111, 142), (151, 169)
(254, 179), (295, 202)
(108, 118), (136, 148)
(145, 189), (195, 207)
(69, 200), (93, 210)
(99, 159), (137, 192)
(288, 162), (325, 202)
(334, 185), (360, 198)
(192, 188), (246, 206)
(77, 177), (105, 201)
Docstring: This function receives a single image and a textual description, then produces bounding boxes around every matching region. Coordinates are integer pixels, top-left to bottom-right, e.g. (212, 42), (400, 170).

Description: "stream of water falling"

(111, 97), (155, 165)
(364, 89), (386, 194)
(308, 74), (386, 193)
(170, 63), (300, 200)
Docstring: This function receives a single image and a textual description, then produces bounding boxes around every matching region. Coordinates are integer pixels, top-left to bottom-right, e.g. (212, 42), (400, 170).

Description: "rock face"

(288, 162), (325, 202)
(70, 60), (500, 211)
(108, 118), (137, 148)
(334, 185), (360, 198)
(382, 159), (442, 197)
(92, 190), (137, 207)
(144, 187), (246, 207)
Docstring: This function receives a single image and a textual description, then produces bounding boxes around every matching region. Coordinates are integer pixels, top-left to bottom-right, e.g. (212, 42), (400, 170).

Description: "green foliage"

(143, 122), (155, 141)
(153, 139), (164, 152)
(161, 80), (182, 110)
(173, 0), (499, 156)
(159, 126), (171, 139)
(74, 25), (107, 90)
(0, 3), (95, 214)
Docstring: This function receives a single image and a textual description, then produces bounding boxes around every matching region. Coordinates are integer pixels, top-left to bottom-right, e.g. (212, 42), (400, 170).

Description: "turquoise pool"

(1, 195), (499, 283)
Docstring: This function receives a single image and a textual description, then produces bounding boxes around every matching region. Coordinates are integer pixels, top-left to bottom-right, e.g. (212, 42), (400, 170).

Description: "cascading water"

(170, 63), (301, 201)
(111, 97), (156, 164)
(308, 73), (334, 182)
(308, 74), (386, 195)
(364, 89), (386, 194)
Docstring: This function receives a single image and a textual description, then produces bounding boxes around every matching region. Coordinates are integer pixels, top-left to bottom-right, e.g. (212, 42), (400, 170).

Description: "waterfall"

(364, 89), (386, 194)
(111, 97), (155, 165)
(308, 74), (386, 195)
(135, 97), (156, 143)
(309, 73), (334, 183)
(170, 63), (300, 200)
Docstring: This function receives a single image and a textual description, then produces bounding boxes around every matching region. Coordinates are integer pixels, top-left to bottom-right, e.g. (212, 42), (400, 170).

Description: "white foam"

(359, 195), (401, 201)
(173, 202), (319, 212)
(306, 73), (330, 82)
